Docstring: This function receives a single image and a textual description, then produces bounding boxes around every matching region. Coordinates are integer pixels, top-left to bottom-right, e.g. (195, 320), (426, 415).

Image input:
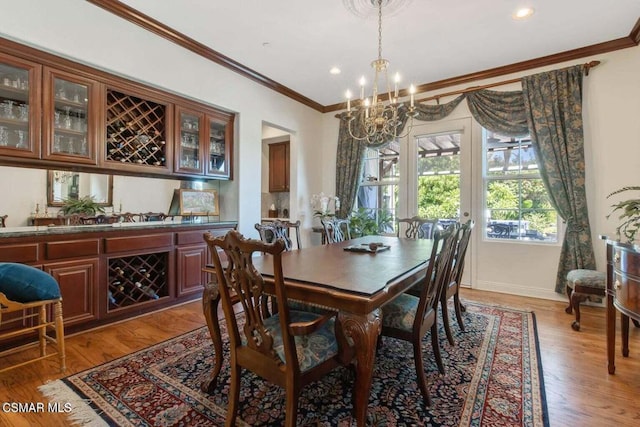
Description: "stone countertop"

(0, 220), (238, 238)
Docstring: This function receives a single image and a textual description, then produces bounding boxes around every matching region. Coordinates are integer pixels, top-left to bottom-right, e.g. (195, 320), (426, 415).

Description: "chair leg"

(633, 319), (640, 328)
(565, 285), (573, 314)
(225, 364), (241, 427)
(284, 383), (300, 427)
(413, 341), (431, 406)
(54, 301), (66, 373)
(570, 291), (582, 331)
(453, 293), (465, 332)
(38, 305), (47, 357)
(430, 324), (445, 375)
(440, 297), (455, 346)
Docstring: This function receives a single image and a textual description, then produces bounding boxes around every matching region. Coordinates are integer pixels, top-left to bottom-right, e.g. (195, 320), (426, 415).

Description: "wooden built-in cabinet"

(0, 222), (236, 348)
(42, 67), (101, 164)
(0, 37), (234, 180)
(269, 141), (290, 192)
(174, 104), (234, 179)
(0, 51), (41, 159)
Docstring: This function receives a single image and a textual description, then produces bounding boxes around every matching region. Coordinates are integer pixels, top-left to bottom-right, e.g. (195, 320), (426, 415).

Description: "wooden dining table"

(201, 234), (433, 427)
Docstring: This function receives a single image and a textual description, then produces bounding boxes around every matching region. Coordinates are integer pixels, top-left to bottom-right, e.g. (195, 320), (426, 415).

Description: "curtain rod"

(416, 60), (601, 104)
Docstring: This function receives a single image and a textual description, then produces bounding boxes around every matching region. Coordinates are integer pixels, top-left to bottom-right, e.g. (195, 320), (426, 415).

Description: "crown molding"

(85, 0), (325, 112)
(85, 1), (639, 115)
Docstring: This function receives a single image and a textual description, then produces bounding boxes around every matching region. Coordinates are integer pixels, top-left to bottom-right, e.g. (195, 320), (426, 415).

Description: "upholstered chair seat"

(565, 269), (606, 331)
(0, 263), (66, 373)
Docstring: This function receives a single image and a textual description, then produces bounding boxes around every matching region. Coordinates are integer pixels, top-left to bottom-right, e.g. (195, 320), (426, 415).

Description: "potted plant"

(60, 196), (105, 216)
(607, 186), (640, 243)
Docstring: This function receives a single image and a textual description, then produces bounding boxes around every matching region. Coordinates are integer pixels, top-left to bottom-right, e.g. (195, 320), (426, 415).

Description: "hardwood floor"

(1, 289), (638, 426)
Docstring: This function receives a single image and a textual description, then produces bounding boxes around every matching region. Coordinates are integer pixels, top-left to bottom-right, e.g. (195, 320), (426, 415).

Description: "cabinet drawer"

(0, 243), (39, 263)
(613, 271), (640, 316)
(177, 228), (232, 245)
(46, 239), (100, 260)
(105, 234), (173, 253)
(612, 246), (640, 277)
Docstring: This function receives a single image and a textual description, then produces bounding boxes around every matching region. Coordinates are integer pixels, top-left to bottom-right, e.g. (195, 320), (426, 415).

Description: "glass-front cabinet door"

(206, 112), (233, 179)
(175, 107), (204, 175)
(43, 67), (100, 164)
(0, 53), (41, 159)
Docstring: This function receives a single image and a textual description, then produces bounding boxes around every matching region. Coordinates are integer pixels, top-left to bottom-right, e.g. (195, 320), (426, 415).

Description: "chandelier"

(345, 0), (417, 146)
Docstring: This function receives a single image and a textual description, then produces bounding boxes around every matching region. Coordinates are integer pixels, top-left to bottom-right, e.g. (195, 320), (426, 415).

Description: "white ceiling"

(117, 0), (640, 107)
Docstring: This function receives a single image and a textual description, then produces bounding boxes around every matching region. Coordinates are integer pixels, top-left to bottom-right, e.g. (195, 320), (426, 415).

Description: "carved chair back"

(321, 217), (351, 244)
(397, 216), (441, 239)
(255, 220), (302, 251)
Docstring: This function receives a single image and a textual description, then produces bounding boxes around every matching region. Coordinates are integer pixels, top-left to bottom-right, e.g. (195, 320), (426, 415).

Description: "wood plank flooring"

(1, 289), (639, 426)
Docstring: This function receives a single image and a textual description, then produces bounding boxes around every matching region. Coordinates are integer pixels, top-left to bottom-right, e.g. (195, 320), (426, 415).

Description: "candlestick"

(409, 84), (416, 108)
(359, 76), (366, 100)
(345, 90), (352, 112)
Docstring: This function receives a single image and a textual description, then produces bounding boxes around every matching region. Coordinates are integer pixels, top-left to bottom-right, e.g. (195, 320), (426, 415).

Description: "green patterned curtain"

(522, 65), (596, 293)
(335, 113), (366, 217)
(466, 90), (529, 137)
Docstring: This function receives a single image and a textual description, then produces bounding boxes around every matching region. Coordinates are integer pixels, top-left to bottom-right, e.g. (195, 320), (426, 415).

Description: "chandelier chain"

(377, 0), (383, 60)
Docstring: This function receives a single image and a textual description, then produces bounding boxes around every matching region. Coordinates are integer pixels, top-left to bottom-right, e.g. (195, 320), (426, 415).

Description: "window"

(355, 145), (398, 234)
(483, 130), (558, 242)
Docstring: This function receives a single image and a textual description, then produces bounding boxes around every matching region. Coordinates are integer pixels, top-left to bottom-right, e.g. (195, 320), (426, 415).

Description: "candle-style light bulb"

(359, 76), (366, 100)
(409, 84), (416, 108)
(345, 90), (352, 112)
(394, 73), (400, 98)
(364, 98), (370, 118)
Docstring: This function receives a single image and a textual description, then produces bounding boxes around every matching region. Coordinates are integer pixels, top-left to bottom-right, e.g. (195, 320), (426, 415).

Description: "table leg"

(621, 312), (630, 357)
(339, 310), (382, 427)
(606, 290), (616, 374)
(201, 280), (223, 393)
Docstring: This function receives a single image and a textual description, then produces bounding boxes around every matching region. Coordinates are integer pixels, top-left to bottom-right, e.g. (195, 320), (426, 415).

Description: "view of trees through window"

(484, 131), (558, 242)
(355, 130), (558, 243)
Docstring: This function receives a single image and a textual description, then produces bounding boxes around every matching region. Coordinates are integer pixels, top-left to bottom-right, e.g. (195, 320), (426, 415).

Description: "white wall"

(0, 0), (326, 237)
(321, 45), (640, 300)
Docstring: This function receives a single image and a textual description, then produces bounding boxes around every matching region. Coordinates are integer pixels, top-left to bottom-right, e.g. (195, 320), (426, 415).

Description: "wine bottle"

(108, 290), (117, 305)
(136, 281), (159, 299)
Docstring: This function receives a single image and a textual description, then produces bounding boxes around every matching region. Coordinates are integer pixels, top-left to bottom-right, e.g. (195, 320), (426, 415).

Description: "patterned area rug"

(40, 302), (549, 426)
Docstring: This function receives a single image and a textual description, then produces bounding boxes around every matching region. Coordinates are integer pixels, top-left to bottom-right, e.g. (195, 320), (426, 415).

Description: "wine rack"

(107, 252), (168, 310)
(105, 89), (167, 166)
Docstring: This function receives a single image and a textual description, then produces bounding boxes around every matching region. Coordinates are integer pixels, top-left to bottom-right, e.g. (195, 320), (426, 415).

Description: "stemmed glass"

(0, 126), (8, 146)
(2, 100), (14, 119)
(16, 130), (27, 149)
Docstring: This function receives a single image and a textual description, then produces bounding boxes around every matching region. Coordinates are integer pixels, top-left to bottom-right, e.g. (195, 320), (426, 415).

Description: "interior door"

(404, 118), (474, 286)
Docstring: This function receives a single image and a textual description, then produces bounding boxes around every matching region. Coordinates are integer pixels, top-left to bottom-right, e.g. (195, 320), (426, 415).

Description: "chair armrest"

(288, 311), (337, 336)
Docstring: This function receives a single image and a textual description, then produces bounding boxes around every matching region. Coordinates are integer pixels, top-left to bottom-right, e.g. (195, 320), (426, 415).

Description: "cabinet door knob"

(614, 253), (621, 263)
(614, 279), (622, 290)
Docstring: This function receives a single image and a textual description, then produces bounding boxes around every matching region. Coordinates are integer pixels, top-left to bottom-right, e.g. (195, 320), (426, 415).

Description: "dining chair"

(255, 220), (301, 251)
(379, 225), (458, 406)
(397, 216), (441, 239)
(440, 220), (475, 345)
(207, 230), (352, 427)
(139, 212), (169, 222)
(321, 217), (351, 244)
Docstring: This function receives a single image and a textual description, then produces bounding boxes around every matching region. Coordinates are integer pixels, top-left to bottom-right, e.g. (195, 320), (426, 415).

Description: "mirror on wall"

(47, 170), (113, 207)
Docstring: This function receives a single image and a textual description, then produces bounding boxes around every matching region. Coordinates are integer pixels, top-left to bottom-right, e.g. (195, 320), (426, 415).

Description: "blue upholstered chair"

(0, 263), (65, 373)
(205, 230), (352, 427)
(565, 269), (606, 331)
(380, 225), (458, 406)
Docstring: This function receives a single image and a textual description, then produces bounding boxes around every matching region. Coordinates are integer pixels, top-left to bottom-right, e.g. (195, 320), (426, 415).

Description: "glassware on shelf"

(54, 134), (62, 152)
(1, 100), (14, 119)
(54, 110), (62, 127)
(15, 130), (27, 149)
(18, 103), (29, 121)
(63, 106), (72, 129)
(0, 126), (8, 146)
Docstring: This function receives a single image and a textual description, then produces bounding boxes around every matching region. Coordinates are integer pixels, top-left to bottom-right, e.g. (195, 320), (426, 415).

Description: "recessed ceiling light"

(513, 7), (534, 19)
(330, 67), (342, 75)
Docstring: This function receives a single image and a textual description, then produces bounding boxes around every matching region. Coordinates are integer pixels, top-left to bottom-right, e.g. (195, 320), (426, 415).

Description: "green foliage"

(60, 196), (105, 216)
(417, 175), (460, 219)
(607, 186), (640, 243)
(350, 208), (394, 237)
